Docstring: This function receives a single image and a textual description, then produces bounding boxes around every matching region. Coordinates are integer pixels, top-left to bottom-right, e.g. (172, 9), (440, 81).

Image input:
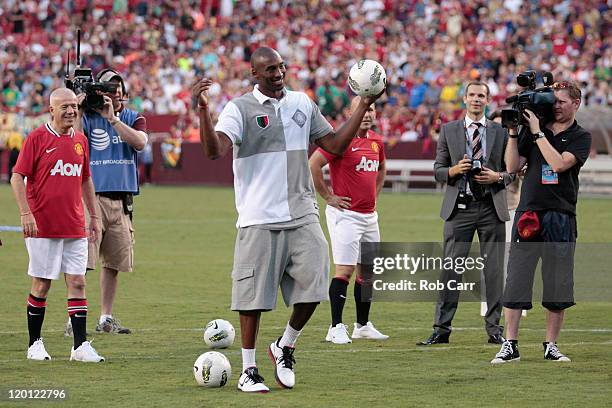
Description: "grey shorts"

(231, 223), (330, 311)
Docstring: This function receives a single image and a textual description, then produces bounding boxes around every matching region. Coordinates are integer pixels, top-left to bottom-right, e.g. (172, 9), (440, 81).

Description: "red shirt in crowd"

(13, 124), (91, 238)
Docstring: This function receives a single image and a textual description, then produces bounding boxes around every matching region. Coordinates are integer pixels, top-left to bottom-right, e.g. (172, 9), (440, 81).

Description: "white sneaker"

(268, 338), (295, 388)
(237, 367), (270, 393)
(70, 341), (105, 362)
(351, 322), (389, 340)
(325, 323), (352, 344)
(27, 339), (51, 361)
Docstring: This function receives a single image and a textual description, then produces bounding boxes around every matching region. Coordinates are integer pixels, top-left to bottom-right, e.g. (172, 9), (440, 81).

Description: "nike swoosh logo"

(213, 322), (218, 330)
(339, 295), (346, 299)
(46, 148), (57, 153)
(28, 311), (41, 316)
(561, 139), (568, 142)
(351, 147), (361, 151)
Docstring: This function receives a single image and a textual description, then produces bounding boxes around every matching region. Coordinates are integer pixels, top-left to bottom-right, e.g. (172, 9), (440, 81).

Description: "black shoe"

(488, 334), (505, 344)
(543, 342), (571, 362)
(491, 340), (520, 364)
(417, 332), (450, 346)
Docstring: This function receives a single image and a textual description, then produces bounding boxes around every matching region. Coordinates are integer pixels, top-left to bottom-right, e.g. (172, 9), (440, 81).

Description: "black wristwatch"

(533, 131), (545, 142)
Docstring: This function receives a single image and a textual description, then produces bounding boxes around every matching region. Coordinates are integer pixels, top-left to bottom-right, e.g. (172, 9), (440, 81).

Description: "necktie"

(472, 123), (483, 160)
(469, 122), (485, 200)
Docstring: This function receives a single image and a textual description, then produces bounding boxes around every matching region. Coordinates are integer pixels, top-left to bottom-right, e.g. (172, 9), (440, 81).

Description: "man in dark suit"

(418, 81), (509, 346)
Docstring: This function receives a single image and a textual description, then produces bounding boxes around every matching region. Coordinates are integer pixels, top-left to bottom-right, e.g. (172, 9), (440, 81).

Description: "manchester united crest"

(371, 142), (379, 153)
(74, 142), (84, 156)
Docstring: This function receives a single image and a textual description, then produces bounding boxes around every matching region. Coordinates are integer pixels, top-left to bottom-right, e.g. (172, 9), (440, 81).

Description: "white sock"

(278, 322), (301, 348)
(99, 314), (112, 325)
(242, 348), (256, 372)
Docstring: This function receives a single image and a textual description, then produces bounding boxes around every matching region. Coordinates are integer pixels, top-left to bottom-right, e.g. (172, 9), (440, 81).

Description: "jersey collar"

(253, 84), (286, 105)
(46, 123), (75, 138)
(357, 130), (372, 139)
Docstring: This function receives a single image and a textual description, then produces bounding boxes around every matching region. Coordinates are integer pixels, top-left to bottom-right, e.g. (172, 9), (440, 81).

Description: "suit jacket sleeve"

(434, 124), (458, 186)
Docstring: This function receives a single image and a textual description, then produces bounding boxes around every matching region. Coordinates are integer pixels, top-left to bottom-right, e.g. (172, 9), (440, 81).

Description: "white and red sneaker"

(268, 338), (296, 389)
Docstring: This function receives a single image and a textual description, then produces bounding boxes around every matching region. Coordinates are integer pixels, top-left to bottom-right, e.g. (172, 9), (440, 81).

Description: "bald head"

(250, 47), (281, 69)
(250, 47), (286, 98)
(49, 88), (78, 133)
(50, 88), (77, 107)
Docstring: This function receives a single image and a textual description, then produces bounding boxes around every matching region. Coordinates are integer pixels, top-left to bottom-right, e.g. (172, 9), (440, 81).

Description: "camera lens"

(471, 159), (482, 174)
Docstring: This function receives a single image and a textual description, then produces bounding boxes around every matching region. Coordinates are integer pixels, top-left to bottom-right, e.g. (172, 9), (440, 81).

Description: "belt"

(466, 192), (493, 202)
(98, 192), (131, 200)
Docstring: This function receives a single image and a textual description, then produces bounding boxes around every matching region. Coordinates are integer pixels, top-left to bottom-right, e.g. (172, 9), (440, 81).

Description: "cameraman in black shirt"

(491, 81), (592, 364)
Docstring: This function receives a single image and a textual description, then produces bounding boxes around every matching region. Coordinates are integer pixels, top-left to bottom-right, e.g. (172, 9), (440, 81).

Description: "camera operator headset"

(73, 68), (148, 334)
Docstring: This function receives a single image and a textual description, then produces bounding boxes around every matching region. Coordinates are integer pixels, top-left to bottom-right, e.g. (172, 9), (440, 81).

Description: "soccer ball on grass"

(203, 319), (235, 349)
(193, 351), (232, 387)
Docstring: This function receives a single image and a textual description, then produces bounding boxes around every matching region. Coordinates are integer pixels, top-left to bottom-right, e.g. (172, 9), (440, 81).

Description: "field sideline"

(1, 185), (611, 407)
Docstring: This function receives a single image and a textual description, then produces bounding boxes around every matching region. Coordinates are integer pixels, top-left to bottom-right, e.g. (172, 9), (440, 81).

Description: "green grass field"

(1, 185), (611, 407)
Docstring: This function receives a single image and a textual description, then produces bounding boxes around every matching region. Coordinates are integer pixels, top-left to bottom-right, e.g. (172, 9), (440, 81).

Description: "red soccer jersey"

(318, 130), (385, 214)
(13, 123), (91, 238)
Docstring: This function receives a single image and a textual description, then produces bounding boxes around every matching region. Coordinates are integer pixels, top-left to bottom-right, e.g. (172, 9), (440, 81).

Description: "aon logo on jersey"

(355, 156), (379, 172)
(50, 160), (82, 177)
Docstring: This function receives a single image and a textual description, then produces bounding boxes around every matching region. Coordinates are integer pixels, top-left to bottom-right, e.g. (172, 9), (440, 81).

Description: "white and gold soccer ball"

(193, 351), (232, 387)
(203, 319), (235, 349)
(348, 59), (387, 97)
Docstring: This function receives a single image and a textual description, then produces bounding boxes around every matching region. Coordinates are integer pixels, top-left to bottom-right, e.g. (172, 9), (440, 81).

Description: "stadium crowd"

(1, 0), (610, 144)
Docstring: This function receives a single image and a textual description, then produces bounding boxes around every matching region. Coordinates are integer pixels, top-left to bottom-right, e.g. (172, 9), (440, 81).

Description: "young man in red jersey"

(310, 96), (388, 344)
(11, 88), (104, 362)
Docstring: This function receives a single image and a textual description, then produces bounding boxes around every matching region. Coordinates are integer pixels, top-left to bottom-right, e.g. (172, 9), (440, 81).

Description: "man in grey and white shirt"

(192, 47), (384, 393)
